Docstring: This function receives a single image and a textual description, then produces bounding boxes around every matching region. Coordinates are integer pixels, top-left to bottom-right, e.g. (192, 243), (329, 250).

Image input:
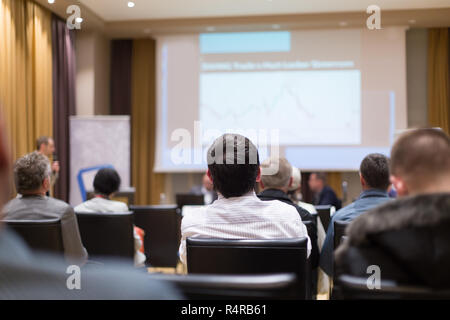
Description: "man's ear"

(42, 176), (51, 193)
(255, 167), (261, 183)
(359, 172), (366, 188)
(390, 175), (408, 197)
(288, 177), (293, 188)
(206, 169), (213, 183)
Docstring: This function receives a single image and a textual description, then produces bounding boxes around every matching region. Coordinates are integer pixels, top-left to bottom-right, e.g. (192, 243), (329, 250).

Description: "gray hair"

(261, 157), (292, 189)
(14, 152), (51, 194)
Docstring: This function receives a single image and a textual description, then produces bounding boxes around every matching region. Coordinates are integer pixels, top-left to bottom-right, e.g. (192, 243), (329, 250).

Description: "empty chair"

(334, 220), (351, 250)
(4, 219), (64, 255)
(186, 237), (308, 299)
(336, 275), (450, 300)
(130, 205), (181, 267)
(76, 212), (134, 263)
(315, 205), (333, 230)
(150, 273), (300, 300)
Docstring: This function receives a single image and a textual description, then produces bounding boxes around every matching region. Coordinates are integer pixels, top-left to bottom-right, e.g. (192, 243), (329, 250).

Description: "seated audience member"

(0, 114), (180, 300)
(2, 152), (87, 266)
(179, 134), (311, 264)
(320, 153), (392, 277)
(75, 168), (146, 267)
(309, 172), (342, 210)
(288, 167), (317, 214)
(190, 172), (218, 205)
(258, 157), (318, 268)
(335, 129), (450, 288)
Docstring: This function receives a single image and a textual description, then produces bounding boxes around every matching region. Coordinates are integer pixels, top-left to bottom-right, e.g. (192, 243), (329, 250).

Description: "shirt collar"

(359, 189), (389, 199)
(217, 190), (256, 201)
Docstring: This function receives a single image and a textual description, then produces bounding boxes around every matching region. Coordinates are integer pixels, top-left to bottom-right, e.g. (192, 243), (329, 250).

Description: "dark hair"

(36, 136), (49, 150)
(93, 168), (121, 196)
(311, 172), (327, 183)
(390, 128), (450, 187)
(360, 153), (390, 190)
(207, 134), (260, 198)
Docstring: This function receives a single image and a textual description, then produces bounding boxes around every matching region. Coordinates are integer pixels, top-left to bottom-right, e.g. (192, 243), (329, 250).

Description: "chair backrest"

(315, 205), (333, 231)
(75, 212), (134, 262)
(4, 219), (64, 255)
(186, 237), (308, 299)
(334, 220), (351, 250)
(151, 273), (300, 300)
(302, 220), (316, 300)
(176, 193), (204, 209)
(337, 275), (450, 299)
(130, 205), (180, 267)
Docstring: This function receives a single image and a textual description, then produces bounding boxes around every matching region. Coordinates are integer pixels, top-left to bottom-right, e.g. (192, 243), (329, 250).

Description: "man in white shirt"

(179, 133), (311, 264)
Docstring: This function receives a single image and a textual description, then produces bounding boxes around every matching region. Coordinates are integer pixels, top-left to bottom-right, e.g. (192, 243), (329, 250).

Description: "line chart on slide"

(199, 70), (361, 145)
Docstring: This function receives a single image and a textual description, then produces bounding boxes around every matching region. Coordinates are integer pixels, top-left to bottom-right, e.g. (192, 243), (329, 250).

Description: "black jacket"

(258, 189), (319, 269)
(315, 186), (342, 210)
(335, 193), (450, 289)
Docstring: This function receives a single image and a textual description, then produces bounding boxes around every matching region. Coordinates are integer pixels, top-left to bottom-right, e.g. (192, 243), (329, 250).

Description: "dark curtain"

(110, 40), (133, 115)
(52, 15), (76, 202)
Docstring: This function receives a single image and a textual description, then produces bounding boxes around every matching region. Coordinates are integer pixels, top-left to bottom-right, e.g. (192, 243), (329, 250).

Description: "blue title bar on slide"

(200, 32), (291, 54)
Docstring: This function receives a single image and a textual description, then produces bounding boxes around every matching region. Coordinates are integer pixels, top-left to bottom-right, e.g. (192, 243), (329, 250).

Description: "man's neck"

(410, 180), (450, 196)
(264, 187), (289, 194)
(21, 191), (45, 197)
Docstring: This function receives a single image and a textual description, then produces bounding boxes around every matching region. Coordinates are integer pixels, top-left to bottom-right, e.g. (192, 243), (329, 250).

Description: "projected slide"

(200, 70), (361, 145)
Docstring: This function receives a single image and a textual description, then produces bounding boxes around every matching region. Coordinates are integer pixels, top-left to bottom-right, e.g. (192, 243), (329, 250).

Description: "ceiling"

(77, 0), (450, 21)
(34, 0), (450, 37)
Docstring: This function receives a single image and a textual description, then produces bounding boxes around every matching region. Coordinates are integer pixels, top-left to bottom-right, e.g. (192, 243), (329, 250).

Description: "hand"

(52, 161), (60, 173)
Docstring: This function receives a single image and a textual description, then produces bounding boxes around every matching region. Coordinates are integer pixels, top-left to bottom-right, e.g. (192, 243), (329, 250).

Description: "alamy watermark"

(366, 5), (382, 30)
(66, 5), (82, 30)
(66, 265), (81, 290)
(366, 265), (381, 290)
(170, 122), (280, 174)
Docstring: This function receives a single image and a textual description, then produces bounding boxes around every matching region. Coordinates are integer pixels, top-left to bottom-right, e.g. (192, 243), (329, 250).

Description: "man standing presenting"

(309, 172), (342, 210)
(36, 136), (59, 195)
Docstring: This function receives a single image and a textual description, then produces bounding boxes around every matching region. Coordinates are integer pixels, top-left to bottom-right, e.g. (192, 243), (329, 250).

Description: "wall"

(406, 28), (428, 127)
(75, 30), (111, 115)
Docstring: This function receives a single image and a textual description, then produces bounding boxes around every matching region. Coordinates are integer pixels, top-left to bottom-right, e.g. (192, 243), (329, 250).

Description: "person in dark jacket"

(309, 172), (342, 210)
(335, 128), (450, 289)
(258, 157), (319, 269)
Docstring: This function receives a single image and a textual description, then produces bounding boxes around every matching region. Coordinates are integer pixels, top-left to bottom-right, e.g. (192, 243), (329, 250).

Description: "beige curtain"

(428, 28), (450, 135)
(0, 0), (53, 162)
(131, 39), (165, 205)
(327, 172), (342, 200)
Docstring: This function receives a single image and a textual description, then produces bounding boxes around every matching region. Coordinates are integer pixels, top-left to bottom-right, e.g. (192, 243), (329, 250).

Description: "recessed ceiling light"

(206, 26), (216, 32)
(48, 0), (55, 3)
(408, 19), (416, 24)
(143, 28), (151, 34)
(272, 24), (281, 29)
(75, 17), (83, 23)
(339, 21), (348, 27)
(128, 2), (135, 8)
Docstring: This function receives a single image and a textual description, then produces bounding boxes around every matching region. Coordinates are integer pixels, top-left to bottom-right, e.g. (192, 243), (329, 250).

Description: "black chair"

(130, 205), (181, 267)
(150, 273), (300, 300)
(303, 220), (317, 299)
(315, 205), (333, 230)
(4, 219), (64, 255)
(75, 212), (134, 263)
(176, 193), (204, 210)
(336, 275), (450, 299)
(334, 220), (351, 250)
(186, 237), (309, 299)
